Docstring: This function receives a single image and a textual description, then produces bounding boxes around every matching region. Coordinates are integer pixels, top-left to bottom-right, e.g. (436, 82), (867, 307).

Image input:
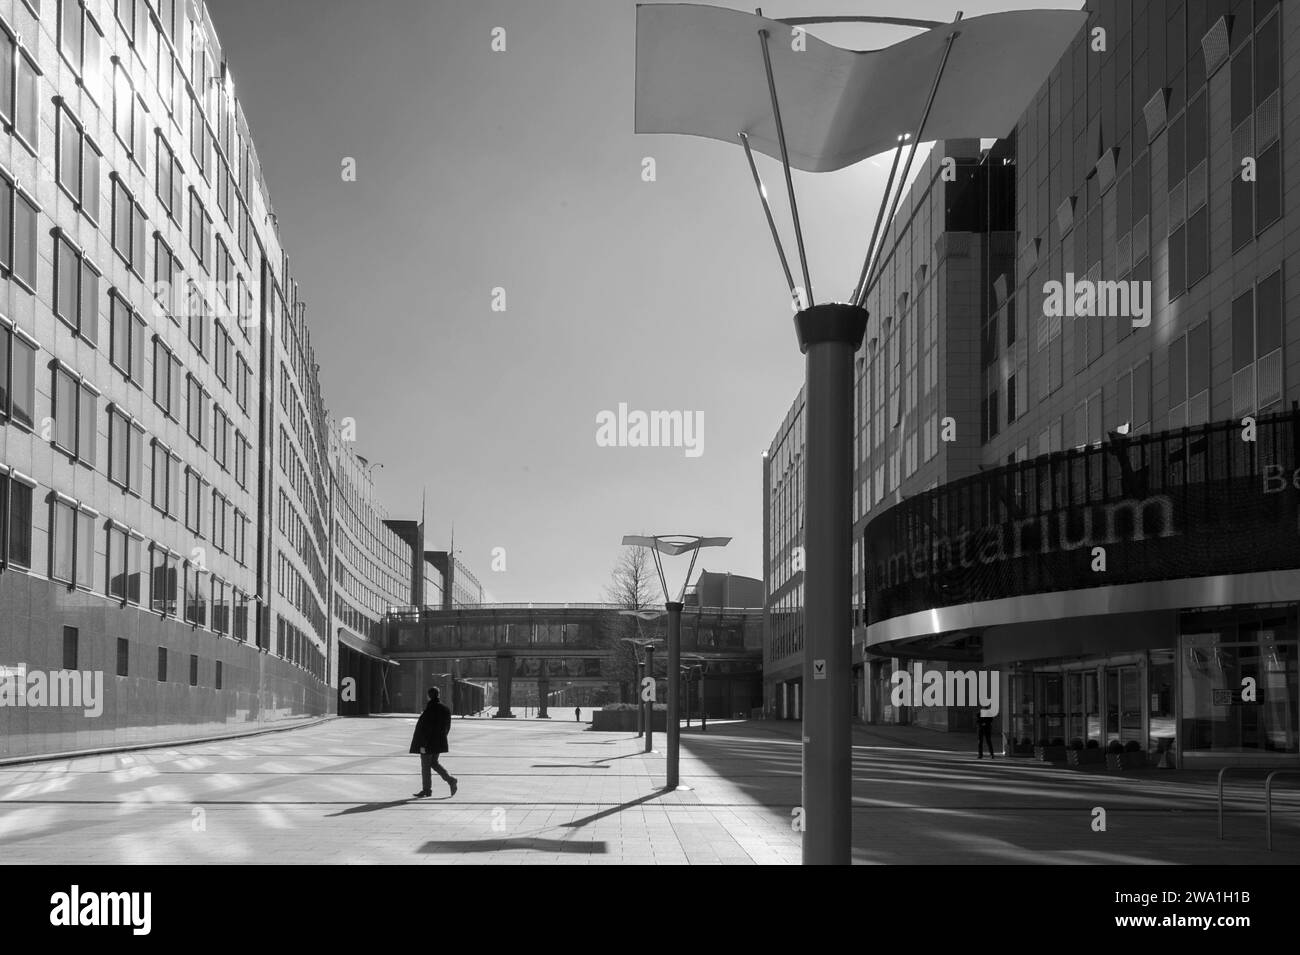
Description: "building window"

(63, 625), (78, 669)
(157, 646), (167, 682)
(0, 173), (39, 291)
(107, 406), (144, 494)
(50, 496), (95, 589)
(214, 321), (230, 387)
(52, 365), (98, 467)
(0, 469), (34, 569)
(0, 320), (37, 430)
(214, 659), (222, 689)
(186, 374), (207, 445)
(54, 233), (100, 346)
(150, 440), (179, 516)
(152, 338), (184, 420)
(110, 175), (147, 276)
(59, 1), (106, 103)
(109, 290), (149, 384)
(153, 234), (182, 324)
(1231, 270), (1285, 416)
(56, 103), (101, 221)
(187, 281), (209, 357)
(154, 131), (184, 223)
(235, 354), (250, 413)
(1169, 320), (1212, 429)
(116, 637), (128, 677)
(234, 432), (249, 489)
(106, 521), (142, 604)
(184, 467), (203, 536)
(188, 188), (210, 271)
(112, 61), (147, 168)
(151, 544), (177, 616)
(213, 405), (229, 470)
(189, 653), (198, 686)
(185, 562), (208, 628)
(0, 25), (41, 150)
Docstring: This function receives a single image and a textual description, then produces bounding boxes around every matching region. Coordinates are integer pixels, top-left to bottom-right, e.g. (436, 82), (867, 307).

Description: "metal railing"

(1218, 766), (1300, 848)
(1265, 770), (1300, 851)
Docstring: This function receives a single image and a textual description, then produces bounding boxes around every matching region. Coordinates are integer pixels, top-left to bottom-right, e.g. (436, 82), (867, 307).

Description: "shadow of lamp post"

(634, 3), (1087, 862)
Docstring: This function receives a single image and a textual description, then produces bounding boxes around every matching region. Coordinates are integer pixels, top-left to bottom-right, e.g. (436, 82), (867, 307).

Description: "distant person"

(574, 707), (581, 722)
(977, 713), (996, 759)
(410, 688), (458, 798)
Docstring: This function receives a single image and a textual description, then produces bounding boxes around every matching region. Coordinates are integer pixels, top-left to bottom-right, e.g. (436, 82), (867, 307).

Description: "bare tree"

(602, 544), (661, 701)
(605, 544), (658, 610)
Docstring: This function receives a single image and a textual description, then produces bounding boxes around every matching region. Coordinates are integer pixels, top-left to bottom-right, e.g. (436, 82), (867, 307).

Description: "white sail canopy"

(635, 4), (1089, 172)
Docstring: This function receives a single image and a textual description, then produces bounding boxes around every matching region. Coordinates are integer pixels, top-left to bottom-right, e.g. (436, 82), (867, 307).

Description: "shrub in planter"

(1067, 743), (1105, 767)
(1107, 740), (1124, 754)
(1086, 739), (1100, 749)
(1124, 740), (1141, 753)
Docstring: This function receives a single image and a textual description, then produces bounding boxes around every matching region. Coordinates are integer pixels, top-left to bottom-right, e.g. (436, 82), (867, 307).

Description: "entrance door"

(1106, 666), (1142, 745)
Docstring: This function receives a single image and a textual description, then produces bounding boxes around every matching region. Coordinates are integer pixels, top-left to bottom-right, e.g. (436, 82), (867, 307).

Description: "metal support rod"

(666, 600), (684, 789)
(857, 12), (963, 307)
(850, 135), (906, 306)
(758, 26), (814, 307)
(778, 15), (943, 28)
(740, 132), (798, 300)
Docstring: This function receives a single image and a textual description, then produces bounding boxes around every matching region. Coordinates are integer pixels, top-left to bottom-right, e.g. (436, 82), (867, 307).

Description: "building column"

(537, 660), (551, 718)
(494, 652), (516, 718)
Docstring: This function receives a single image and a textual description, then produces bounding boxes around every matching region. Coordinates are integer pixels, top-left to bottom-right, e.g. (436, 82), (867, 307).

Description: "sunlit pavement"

(0, 715), (1297, 864)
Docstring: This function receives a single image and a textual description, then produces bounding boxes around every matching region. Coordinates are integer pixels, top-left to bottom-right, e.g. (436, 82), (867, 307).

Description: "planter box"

(591, 709), (667, 732)
(1034, 745), (1068, 762)
(1067, 748), (1105, 767)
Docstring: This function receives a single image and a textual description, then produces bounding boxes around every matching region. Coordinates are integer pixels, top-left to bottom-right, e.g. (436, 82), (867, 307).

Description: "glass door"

(1106, 665), (1142, 745)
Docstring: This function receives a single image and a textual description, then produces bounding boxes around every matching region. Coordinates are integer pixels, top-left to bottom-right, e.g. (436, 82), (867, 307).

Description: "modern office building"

(766, 0), (1300, 768)
(0, 0), (491, 757)
(330, 430), (412, 715)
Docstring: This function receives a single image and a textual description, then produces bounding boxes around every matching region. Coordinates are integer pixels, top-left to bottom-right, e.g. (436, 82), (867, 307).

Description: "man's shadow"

(326, 796), (450, 817)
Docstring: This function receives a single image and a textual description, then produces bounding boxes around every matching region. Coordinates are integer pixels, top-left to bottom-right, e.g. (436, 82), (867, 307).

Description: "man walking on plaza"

(411, 688), (458, 797)
(976, 712), (996, 759)
(574, 707), (581, 722)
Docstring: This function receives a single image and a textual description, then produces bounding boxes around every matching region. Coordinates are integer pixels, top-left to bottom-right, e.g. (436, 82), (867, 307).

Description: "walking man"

(574, 706), (581, 722)
(977, 712), (996, 759)
(411, 688), (458, 797)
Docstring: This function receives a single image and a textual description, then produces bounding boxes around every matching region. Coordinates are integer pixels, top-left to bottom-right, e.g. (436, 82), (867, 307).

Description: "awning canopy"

(337, 628), (396, 665)
(635, 4), (1088, 172)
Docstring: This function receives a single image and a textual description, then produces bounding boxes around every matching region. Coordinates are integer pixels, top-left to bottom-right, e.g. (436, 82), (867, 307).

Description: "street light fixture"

(621, 534), (730, 790)
(634, 3), (1086, 863)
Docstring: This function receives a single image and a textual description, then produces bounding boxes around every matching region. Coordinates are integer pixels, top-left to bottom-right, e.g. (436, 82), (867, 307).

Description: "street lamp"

(634, 2), (1085, 864)
(622, 534), (730, 790)
(620, 612), (664, 751)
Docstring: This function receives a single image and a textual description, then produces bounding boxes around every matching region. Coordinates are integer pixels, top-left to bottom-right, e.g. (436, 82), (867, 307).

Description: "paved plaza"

(1, 715), (1298, 864)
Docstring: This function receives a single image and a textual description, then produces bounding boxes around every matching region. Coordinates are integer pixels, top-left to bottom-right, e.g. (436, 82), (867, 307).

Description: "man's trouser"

(421, 752), (452, 791)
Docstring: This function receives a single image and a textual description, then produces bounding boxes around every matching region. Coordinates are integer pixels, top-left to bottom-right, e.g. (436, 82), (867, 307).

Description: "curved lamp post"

(634, 4), (1087, 864)
(622, 534), (730, 789)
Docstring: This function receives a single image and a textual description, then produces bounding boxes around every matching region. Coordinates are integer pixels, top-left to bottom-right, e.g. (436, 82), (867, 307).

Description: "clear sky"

(205, 0), (1081, 603)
